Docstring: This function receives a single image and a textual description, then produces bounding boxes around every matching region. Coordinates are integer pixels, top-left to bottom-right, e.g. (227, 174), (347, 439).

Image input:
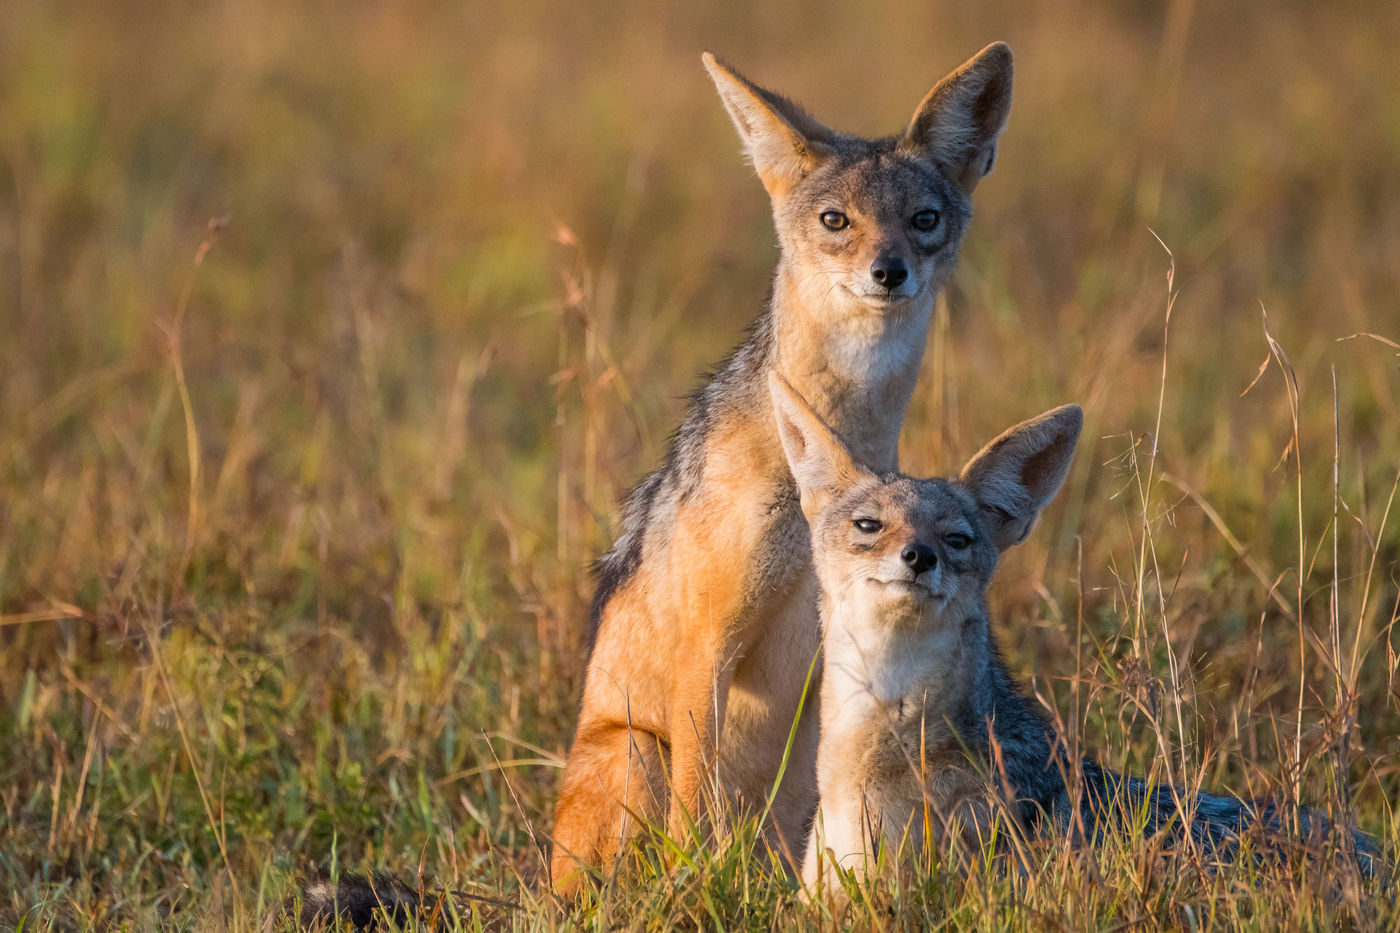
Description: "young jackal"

(768, 375), (1381, 896)
(551, 44), (1014, 892)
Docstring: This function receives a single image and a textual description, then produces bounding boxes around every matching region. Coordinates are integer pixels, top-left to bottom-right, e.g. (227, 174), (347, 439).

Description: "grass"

(2, 0), (1398, 928)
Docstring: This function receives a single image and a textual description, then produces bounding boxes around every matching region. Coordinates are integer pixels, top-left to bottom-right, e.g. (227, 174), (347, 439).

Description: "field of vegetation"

(2, 1), (1398, 929)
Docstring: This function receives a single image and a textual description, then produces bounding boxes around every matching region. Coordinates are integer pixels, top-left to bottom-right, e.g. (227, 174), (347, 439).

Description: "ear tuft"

(768, 372), (863, 519)
(899, 42), (1014, 193)
(703, 55), (836, 201)
(960, 404), (1081, 551)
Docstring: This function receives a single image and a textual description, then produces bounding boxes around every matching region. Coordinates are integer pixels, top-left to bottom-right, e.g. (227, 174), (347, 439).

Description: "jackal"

(767, 375), (1382, 896)
(550, 44), (1015, 892)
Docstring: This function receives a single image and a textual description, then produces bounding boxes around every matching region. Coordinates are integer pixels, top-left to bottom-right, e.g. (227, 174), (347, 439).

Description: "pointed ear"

(960, 404), (1081, 551)
(898, 42), (1013, 194)
(768, 372), (863, 519)
(703, 53), (837, 201)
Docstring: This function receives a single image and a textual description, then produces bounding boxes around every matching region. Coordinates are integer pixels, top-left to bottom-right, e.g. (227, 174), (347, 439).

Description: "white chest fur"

(823, 303), (931, 388)
(821, 600), (968, 726)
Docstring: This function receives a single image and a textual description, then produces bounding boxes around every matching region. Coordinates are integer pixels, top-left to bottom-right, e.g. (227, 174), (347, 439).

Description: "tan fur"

(551, 44), (1014, 894)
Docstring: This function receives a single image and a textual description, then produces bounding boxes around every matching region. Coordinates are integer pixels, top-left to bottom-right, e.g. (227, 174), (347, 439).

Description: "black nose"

(870, 256), (909, 289)
(901, 542), (937, 575)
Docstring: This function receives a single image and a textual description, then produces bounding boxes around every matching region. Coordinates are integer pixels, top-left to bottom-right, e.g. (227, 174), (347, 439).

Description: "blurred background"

(2, 0), (1398, 926)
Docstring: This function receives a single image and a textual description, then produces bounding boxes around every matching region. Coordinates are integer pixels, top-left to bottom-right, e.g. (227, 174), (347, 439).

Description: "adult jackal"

(551, 43), (1015, 892)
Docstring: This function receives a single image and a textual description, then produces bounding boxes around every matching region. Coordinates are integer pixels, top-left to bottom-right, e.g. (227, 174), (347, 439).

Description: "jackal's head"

(704, 45), (1012, 314)
(769, 373), (1080, 626)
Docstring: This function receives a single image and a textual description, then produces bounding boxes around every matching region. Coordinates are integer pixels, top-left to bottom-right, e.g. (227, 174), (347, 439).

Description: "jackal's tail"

(290, 870), (521, 930)
(294, 871), (425, 930)
(1075, 759), (1385, 877)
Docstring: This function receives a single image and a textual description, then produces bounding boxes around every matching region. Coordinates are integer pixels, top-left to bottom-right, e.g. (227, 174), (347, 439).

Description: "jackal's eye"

(944, 532), (972, 550)
(852, 518), (883, 534)
(820, 211), (849, 231)
(911, 210), (940, 232)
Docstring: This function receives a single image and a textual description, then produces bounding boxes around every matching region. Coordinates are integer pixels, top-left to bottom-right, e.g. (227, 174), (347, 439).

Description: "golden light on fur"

(551, 44), (1015, 894)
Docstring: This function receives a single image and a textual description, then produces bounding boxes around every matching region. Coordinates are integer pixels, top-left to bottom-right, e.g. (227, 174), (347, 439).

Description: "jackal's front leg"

(667, 623), (736, 843)
(802, 795), (876, 899)
(662, 487), (760, 844)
